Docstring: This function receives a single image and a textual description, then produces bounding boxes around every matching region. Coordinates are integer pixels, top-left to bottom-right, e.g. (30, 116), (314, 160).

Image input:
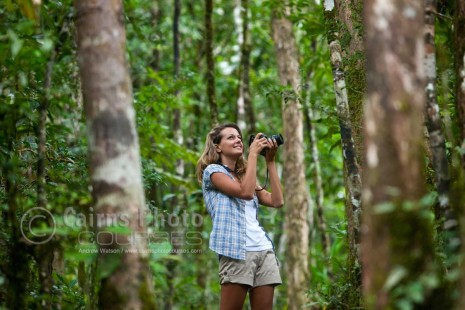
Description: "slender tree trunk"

(205, 0), (218, 125)
(424, 0), (456, 240)
(234, 0), (246, 130)
(455, 0), (465, 168)
(362, 0), (442, 307)
(165, 2), (183, 308)
(173, 0), (183, 178)
(35, 46), (56, 310)
(236, 0), (256, 134)
(324, 2), (363, 305)
(455, 2), (465, 309)
(150, 0), (163, 72)
(37, 53), (53, 211)
(303, 73), (330, 259)
(4, 118), (30, 308)
(74, 1), (156, 308)
(272, 7), (310, 309)
(334, 0), (365, 165)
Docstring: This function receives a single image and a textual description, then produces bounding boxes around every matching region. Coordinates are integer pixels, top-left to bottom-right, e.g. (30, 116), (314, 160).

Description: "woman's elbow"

(240, 193), (254, 200)
(273, 201), (284, 208)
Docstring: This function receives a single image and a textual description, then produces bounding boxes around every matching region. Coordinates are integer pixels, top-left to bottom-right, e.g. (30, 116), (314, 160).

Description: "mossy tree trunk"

(324, 1), (363, 306)
(334, 0), (365, 163)
(424, 0), (457, 260)
(74, 0), (156, 308)
(362, 0), (448, 307)
(454, 2), (465, 309)
(455, 0), (465, 148)
(272, 4), (310, 309)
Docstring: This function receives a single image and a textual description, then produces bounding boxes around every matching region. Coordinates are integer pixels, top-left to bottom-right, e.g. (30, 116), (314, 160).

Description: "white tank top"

(245, 199), (273, 251)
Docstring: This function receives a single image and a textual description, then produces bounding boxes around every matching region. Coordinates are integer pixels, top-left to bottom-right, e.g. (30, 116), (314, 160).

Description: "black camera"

(248, 133), (284, 156)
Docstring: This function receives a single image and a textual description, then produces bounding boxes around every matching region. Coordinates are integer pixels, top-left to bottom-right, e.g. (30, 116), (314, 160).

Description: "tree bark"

(324, 2), (363, 306)
(173, 0), (183, 177)
(205, 0), (218, 126)
(4, 129), (30, 309)
(236, 0), (256, 134)
(424, 0), (456, 236)
(165, 1), (183, 308)
(362, 0), (440, 307)
(149, 0), (163, 72)
(455, 2), (465, 309)
(35, 42), (56, 310)
(303, 73), (330, 260)
(74, 0), (155, 308)
(272, 8), (310, 309)
(455, 0), (465, 168)
(334, 0), (365, 165)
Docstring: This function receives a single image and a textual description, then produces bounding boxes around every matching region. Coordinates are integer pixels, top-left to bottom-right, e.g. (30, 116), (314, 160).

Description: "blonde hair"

(196, 123), (247, 183)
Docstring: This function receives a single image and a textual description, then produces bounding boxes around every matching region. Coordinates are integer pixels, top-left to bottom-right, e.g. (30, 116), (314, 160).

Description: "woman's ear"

(215, 145), (221, 153)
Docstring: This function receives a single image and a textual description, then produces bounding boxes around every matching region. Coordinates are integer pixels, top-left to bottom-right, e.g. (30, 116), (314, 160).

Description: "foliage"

(0, 0), (462, 309)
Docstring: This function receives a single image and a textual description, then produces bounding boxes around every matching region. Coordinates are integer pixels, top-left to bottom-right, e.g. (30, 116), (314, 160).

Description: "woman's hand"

(249, 133), (269, 157)
(264, 137), (278, 162)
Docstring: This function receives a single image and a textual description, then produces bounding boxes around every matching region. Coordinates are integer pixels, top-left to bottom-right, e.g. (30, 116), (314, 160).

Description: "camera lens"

(248, 133), (284, 156)
(271, 134), (284, 146)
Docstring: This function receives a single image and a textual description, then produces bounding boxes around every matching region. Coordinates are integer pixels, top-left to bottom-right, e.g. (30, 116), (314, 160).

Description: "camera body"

(248, 133), (284, 156)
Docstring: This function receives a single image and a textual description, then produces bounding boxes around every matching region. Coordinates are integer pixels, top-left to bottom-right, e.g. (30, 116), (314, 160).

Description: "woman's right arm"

(210, 134), (267, 200)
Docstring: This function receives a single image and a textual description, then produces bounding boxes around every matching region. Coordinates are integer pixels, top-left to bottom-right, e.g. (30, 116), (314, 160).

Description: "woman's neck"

(219, 157), (237, 172)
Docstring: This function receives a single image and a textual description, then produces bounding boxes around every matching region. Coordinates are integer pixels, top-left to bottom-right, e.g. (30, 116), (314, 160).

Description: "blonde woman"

(196, 123), (284, 310)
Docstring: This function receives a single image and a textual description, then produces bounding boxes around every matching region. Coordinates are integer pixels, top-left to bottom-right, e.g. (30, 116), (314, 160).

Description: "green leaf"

(374, 202), (395, 214)
(41, 37), (54, 52)
(65, 244), (98, 264)
(383, 265), (407, 291)
(149, 241), (172, 260)
(97, 249), (124, 280)
(7, 30), (23, 57)
(103, 225), (133, 235)
(420, 191), (438, 208)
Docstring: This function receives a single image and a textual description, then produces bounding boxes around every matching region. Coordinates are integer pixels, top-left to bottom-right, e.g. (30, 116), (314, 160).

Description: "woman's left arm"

(256, 139), (284, 208)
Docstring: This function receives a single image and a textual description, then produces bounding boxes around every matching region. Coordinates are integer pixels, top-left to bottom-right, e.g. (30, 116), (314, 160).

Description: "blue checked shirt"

(202, 164), (260, 260)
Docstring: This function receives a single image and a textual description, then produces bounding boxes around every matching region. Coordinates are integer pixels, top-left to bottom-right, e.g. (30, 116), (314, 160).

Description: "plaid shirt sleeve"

(202, 164), (247, 260)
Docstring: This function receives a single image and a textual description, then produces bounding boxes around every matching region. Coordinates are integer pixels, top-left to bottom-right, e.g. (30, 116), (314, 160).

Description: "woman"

(196, 123), (284, 310)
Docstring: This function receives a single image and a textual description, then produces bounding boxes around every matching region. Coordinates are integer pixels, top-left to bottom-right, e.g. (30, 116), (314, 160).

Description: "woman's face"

(216, 127), (243, 158)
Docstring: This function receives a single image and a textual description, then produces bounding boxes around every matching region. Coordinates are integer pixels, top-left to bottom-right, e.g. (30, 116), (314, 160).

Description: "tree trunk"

(149, 0), (163, 72)
(74, 1), (156, 308)
(173, 0), (183, 178)
(165, 1), (183, 308)
(303, 72), (330, 260)
(334, 0), (365, 165)
(4, 134), (30, 309)
(324, 2), (363, 306)
(35, 37), (57, 310)
(455, 0), (465, 171)
(236, 0), (256, 134)
(424, 0), (456, 243)
(272, 8), (310, 309)
(362, 0), (440, 308)
(205, 0), (218, 126)
(455, 2), (465, 309)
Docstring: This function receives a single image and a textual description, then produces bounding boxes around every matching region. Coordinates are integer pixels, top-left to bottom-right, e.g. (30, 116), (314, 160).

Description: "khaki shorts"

(218, 249), (282, 288)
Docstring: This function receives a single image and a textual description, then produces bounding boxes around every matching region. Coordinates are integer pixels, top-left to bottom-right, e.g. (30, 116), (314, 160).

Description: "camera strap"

(255, 168), (269, 192)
